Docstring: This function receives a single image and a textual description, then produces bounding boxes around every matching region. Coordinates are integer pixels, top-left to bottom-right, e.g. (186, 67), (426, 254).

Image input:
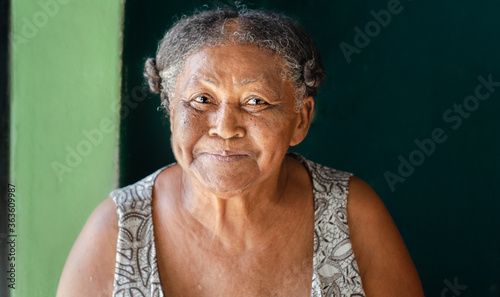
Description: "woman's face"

(169, 44), (313, 195)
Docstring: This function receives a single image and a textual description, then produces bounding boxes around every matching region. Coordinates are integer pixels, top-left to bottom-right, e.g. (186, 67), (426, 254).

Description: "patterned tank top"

(110, 153), (366, 297)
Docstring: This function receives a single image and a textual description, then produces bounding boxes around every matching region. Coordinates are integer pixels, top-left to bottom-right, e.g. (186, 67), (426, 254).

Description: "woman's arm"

(348, 176), (425, 297)
(56, 198), (118, 297)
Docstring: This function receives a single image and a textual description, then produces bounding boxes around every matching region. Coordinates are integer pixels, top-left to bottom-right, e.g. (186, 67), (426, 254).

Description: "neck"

(178, 158), (291, 251)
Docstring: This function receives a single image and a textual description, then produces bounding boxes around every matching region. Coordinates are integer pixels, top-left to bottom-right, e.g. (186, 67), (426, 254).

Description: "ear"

(290, 96), (314, 146)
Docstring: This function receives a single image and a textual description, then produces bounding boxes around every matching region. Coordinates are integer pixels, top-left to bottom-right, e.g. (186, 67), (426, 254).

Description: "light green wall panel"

(10, 0), (123, 295)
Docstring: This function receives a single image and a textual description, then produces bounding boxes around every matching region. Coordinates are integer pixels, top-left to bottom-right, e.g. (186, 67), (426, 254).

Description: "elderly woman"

(57, 8), (424, 297)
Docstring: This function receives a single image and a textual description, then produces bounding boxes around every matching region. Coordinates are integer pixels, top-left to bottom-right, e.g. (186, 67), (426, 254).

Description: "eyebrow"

(237, 78), (257, 86)
(190, 75), (260, 86)
(191, 75), (220, 87)
(187, 75), (281, 100)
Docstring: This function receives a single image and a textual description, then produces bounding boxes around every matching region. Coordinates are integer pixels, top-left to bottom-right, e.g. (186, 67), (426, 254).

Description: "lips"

(202, 150), (251, 162)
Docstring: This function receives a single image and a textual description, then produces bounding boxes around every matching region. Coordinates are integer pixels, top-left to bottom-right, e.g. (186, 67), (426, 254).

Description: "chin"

(190, 159), (260, 196)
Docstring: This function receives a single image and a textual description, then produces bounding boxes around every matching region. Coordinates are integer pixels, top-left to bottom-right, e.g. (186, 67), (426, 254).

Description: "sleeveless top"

(110, 154), (366, 297)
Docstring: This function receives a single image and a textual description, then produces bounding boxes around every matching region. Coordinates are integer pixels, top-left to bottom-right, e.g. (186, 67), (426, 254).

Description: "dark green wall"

(120, 1), (500, 296)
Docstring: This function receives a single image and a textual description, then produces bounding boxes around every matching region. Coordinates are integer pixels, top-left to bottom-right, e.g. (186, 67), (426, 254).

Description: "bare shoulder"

(347, 176), (425, 297)
(56, 197), (118, 297)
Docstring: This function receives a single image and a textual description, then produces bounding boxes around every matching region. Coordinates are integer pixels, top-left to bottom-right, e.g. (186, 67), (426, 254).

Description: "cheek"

(249, 113), (295, 149)
(171, 108), (208, 154)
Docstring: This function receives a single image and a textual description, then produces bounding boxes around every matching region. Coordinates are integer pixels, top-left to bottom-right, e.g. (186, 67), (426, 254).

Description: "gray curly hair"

(144, 8), (325, 113)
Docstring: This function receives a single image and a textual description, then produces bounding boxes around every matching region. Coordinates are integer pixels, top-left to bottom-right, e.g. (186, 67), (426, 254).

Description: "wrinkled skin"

(169, 44), (311, 198)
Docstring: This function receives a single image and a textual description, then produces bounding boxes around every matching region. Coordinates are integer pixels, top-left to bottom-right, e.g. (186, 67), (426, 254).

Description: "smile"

(203, 150), (251, 162)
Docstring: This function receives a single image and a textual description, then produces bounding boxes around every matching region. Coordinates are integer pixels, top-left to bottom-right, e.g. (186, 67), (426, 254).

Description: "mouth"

(203, 150), (251, 162)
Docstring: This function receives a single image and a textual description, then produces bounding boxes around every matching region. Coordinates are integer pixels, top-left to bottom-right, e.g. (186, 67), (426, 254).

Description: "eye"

(193, 95), (211, 104)
(247, 97), (268, 106)
(187, 94), (215, 111)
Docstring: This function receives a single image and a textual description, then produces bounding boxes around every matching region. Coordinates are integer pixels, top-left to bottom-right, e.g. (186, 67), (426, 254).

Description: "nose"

(208, 104), (246, 139)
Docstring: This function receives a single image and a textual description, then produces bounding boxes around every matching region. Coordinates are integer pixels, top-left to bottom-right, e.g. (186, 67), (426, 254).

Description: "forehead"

(178, 44), (288, 88)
